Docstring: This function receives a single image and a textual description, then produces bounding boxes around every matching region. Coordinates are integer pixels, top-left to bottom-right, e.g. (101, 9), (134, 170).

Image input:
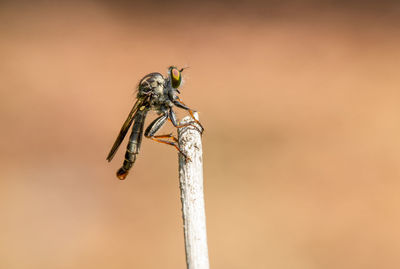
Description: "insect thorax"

(138, 72), (172, 112)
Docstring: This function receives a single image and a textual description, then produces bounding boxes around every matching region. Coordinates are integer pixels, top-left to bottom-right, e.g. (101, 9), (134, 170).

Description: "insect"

(106, 66), (203, 180)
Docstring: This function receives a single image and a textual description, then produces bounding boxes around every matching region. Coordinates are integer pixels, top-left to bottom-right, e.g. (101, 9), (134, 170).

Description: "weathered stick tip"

(177, 114), (209, 269)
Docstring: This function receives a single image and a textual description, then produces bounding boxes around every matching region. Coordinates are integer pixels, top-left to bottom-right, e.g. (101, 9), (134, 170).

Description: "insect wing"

(106, 98), (145, 162)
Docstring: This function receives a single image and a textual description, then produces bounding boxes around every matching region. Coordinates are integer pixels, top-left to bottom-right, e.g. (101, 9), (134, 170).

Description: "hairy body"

(107, 66), (203, 180)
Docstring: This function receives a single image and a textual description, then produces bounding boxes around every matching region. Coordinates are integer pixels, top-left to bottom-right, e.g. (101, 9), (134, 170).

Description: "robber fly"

(106, 66), (203, 180)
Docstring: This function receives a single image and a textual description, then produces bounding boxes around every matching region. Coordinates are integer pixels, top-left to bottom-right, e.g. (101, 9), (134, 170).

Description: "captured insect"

(106, 66), (204, 180)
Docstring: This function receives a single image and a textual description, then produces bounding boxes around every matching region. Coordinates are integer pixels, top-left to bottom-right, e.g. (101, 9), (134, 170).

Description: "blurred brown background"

(1, 0), (400, 268)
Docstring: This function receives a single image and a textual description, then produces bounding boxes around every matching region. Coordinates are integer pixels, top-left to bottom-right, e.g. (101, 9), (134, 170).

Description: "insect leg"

(172, 98), (204, 133)
(144, 113), (189, 160)
(169, 107), (203, 134)
(116, 110), (147, 180)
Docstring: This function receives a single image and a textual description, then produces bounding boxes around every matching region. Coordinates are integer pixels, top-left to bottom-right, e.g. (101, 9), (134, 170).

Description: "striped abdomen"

(116, 109), (147, 180)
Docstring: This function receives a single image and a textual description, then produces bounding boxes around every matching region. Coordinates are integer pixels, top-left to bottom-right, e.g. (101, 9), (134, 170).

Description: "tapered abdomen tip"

(116, 168), (129, 180)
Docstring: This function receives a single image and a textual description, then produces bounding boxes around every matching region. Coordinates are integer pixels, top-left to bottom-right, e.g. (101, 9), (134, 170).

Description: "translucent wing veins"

(106, 97), (146, 162)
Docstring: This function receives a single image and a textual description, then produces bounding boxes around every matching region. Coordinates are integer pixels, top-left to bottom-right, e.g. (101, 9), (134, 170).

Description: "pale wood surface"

(178, 113), (209, 269)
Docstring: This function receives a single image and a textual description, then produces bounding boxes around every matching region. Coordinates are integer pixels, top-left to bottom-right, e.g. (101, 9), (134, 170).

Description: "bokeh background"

(1, 0), (400, 268)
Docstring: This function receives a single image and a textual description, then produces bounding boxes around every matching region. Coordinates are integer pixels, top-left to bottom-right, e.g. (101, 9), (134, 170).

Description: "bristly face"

(169, 66), (183, 89)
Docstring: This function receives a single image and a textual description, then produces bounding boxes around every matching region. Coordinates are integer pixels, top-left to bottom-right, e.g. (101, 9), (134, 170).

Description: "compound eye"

(171, 68), (181, 88)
